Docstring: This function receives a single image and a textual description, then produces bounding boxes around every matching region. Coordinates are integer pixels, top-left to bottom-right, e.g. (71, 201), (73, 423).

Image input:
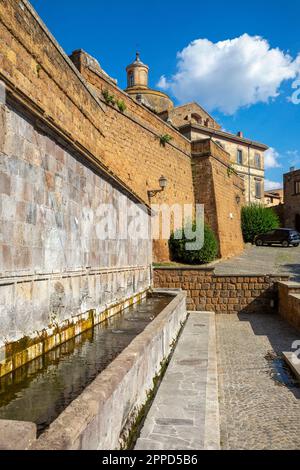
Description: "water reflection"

(0, 294), (172, 435)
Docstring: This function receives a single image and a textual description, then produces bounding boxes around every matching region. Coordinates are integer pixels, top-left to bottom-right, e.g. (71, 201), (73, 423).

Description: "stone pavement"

(217, 313), (300, 450)
(135, 312), (220, 450)
(215, 244), (300, 279)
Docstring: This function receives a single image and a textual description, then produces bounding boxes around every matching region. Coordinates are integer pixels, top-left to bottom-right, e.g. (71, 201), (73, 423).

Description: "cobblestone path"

(217, 313), (300, 450)
(215, 244), (300, 279)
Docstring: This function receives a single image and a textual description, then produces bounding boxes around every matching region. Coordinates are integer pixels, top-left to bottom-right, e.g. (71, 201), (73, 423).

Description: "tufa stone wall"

(159, 102), (221, 130)
(283, 169), (300, 231)
(0, 0), (195, 262)
(154, 268), (289, 314)
(191, 140), (245, 259)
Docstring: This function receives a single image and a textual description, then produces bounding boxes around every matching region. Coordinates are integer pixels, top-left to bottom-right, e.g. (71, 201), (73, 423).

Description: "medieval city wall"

(0, 0), (195, 262)
(191, 140), (245, 258)
(284, 170), (300, 230)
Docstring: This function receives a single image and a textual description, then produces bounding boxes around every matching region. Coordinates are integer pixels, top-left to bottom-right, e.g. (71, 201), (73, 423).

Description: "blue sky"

(30, 0), (300, 190)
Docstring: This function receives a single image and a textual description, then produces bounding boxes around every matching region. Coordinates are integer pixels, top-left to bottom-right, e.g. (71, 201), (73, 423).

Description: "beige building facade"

(160, 103), (268, 204)
(264, 189), (284, 207)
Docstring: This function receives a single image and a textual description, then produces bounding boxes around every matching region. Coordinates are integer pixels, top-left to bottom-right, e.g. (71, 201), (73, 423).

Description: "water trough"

(0, 288), (187, 450)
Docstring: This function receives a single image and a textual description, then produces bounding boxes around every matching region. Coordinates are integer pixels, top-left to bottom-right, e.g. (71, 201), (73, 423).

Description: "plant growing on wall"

(36, 64), (42, 78)
(241, 204), (280, 243)
(159, 134), (173, 147)
(169, 223), (219, 265)
(102, 89), (116, 106)
(227, 164), (238, 177)
(116, 99), (127, 113)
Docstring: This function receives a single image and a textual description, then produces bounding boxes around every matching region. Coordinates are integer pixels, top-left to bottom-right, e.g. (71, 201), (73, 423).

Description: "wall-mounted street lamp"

(148, 175), (168, 198)
(236, 194), (241, 204)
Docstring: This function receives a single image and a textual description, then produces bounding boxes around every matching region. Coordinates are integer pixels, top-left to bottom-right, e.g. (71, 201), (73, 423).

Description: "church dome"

(125, 53), (174, 113)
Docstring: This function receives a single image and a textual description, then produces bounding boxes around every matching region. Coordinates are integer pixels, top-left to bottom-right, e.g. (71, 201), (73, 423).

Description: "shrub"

(227, 164), (238, 177)
(169, 222), (218, 265)
(116, 99), (127, 112)
(102, 89), (116, 106)
(159, 134), (173, 147)
(241, 203), (280, 243)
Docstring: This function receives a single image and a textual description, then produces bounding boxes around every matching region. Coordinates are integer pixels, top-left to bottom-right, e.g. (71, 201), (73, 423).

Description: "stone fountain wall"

(0, 101), (151, 375)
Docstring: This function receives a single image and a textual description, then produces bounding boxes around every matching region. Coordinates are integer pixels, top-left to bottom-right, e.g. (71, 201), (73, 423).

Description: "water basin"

(0, 293), (173, 435)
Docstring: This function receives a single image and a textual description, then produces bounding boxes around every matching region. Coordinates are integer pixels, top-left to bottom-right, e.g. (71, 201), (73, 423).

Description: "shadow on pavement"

(237, 312), (300, 398)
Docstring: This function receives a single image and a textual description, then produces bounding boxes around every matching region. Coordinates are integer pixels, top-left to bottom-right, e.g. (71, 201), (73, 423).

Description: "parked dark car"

(254, 228), (300, 247)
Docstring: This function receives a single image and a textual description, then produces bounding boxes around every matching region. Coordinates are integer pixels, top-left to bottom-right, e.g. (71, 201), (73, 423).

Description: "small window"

(255, 180), (262, 199)
(255, 153), (261, 169)
(237, 149), (243, 165)
(128, 72), (134, 87)
(294, 181), (300, 194)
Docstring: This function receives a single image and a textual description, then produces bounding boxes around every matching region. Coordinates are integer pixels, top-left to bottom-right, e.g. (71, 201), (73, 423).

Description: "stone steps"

(283, 352), (300, 383)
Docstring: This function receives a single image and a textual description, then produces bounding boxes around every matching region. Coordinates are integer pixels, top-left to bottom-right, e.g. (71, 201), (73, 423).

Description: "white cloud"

(158, 34), (300, 114)
(265, 179), (282, 191)
(264, 147), (281, 169)
(287, 150), (300, 166)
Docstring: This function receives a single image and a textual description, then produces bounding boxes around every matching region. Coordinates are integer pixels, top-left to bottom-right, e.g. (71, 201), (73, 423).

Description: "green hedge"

(241, 203), (280, 243)
(169, 223), (218, 265)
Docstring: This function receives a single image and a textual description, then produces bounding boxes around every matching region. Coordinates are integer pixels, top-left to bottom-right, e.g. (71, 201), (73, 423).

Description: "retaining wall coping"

(213, 274), (290, 279)
(289, 293), (300, 300)
(154, 267), (215, 272)
(154, 267), (289, 279)
(278, 281), (300, 288)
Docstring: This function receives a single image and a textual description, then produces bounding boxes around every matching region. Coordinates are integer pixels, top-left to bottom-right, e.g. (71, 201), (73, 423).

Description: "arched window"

(191, 113), (202, 124)
(128, 72), (134, 87)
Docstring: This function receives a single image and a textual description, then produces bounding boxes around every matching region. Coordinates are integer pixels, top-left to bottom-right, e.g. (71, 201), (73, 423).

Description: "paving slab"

(135, 312), (220, 450)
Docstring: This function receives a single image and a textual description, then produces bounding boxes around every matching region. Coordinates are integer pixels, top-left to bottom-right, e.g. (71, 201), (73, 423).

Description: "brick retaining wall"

(154, 268), (290, 314)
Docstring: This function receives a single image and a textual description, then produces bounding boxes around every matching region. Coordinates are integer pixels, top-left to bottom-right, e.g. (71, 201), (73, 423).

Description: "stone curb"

(201, 311), (220, 450)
